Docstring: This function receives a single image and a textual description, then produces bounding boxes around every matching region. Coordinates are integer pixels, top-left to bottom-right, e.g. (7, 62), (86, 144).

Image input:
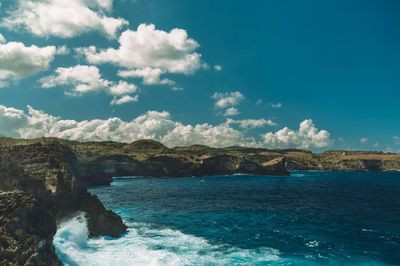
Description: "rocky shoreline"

(1, 137), (399, 265)
(0, 142), (126, 265)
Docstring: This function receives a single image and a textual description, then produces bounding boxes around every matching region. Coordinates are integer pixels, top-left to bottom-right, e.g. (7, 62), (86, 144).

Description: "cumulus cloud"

(77, 24), (203, 85)
(40, 65), (138, 104)
(41, 65), (111, 94)
(360, 137), (369, 144)
(118, 67), (175, 86)
(0, 105), (28, 137)
(0, 41), (64, 86)
(110, 95), (138, 106)
(0, 105), (331, 149)
(394, 136), (400, 145)
(0, 105), (257, 147)
(227, 118), (276, 129)
(108, 80), (137, 96)
(262, 119), (331, 149)
(223, 107), (240, 117)
(1, 0), (127, 39)
(212, 91), (245, 109)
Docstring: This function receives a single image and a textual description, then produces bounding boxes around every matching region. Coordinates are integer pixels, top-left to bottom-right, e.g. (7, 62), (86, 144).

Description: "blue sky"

(0, 0), (399, 151)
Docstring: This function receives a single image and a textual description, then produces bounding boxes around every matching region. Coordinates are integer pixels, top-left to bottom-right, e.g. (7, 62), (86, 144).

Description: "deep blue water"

(54, 171), (400, 265)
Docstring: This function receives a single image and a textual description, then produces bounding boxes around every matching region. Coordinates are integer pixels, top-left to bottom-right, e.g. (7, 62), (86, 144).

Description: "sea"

(53, 171), (400, 265)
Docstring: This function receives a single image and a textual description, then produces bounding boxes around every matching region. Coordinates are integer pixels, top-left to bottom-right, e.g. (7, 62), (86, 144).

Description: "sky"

(0, 0), (399, 151)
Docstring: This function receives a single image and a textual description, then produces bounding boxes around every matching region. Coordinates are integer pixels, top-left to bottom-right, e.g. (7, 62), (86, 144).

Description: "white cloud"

(0, 33), (5, 43)
(40, 65), (137, 104)
(0, 105), (28, 137)
(109, 80), (137, 96)
(1, 0), (127, 39)
(360, 137), (369, 144)
(223, 107), (240, 117)
(41, 65), (110, 94)
(77, 24), (203, 85)
(0, 105), (257, 147)
(0, 105), (331, 149)
(227, 118), (276, 129)
(212, 91), (245, 109)
(214, 65), (222, 72)
(118, 67), (175, 86)
(110, 95), (138, 105)
(394, 136), (400, 145)
(256, 99), (282, 108)
(0, 41), (63, 86)
(269, 102), (282, 108)
(262, 119), (331, 149)
(255, 99), (283, 109)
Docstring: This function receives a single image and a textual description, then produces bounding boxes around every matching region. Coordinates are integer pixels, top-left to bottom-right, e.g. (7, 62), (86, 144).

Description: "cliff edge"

(0, 141), (127, 265)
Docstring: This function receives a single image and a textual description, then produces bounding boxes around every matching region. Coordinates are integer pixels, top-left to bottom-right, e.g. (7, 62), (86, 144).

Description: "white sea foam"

(54, 213), (281, 266)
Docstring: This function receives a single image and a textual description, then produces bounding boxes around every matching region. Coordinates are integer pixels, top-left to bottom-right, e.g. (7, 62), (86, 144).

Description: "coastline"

(1, 137), (400, 264)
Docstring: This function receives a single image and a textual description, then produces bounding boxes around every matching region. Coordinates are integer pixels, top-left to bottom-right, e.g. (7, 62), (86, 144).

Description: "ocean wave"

(54, 213), (282, 266)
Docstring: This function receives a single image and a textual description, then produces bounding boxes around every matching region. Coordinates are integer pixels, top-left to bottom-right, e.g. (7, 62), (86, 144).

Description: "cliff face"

(0, 191), (60, 266)
(76, 153), (289, 182)
(200, 155), (288, 176)
(72, 141), (290, 184)
(0, 141), (127, 265)
(71, 140), (400, 185)
(283, 150), (400, 171)
(63, 140), (400, 186)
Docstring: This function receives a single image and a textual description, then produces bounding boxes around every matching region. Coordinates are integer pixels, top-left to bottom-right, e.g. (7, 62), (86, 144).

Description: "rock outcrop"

(0, 191), (60, 266)
(200, 155), (288, 176)
(0, 141), (127, 265)
(80, 193), (127, 238)
(71, 140), (289, 183)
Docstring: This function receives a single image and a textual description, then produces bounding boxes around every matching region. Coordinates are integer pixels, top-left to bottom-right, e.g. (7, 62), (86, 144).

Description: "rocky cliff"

(74, 145), (289, 185)
(0, 191), (60, 266)
(283, 150), (400, 171)
(70, 140), (399, 186)
(0, 141), (127, 265)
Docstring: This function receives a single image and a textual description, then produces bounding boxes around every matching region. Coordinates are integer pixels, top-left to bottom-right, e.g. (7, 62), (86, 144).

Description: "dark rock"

(200, 155), (289, 176)
(80, 194), (127, 238)
(77, 155), (143, 186)
(260, 157), (288, 175)
(362, 160), (383, 171)
(201, 155), (241, 174)
(0, 191), (61, 266)
(0, 141), (128, 265)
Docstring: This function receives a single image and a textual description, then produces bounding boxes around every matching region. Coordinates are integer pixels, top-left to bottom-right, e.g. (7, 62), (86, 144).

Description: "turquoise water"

(54, 171), (400, 265)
